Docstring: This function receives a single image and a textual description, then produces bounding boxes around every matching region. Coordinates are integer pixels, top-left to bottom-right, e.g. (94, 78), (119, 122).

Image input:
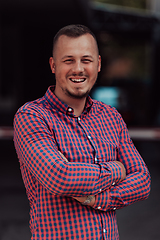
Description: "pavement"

(0, 140), (159, 240)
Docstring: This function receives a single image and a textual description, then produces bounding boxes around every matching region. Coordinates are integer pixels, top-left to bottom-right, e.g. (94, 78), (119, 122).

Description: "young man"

(14, 24), (150, 240)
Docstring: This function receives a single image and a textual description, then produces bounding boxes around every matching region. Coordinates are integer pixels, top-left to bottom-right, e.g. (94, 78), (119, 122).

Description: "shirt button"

(95, 157), (97, 162)
(99, 189), (102, 192)
(112, 182), (116, 186)
(78, 117), (81, 121)
(68, 107), (72, 112)
(113, 207), (116, 210)
(88, 136), (91, 139)
(103, 229), (106, 233)
(97, 206), (101, 209)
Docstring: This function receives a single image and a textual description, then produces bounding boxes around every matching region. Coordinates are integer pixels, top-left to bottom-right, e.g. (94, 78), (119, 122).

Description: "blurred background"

(0, 0), (160, 239)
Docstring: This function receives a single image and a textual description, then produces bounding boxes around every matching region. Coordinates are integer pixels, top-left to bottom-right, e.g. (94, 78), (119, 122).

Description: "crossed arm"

(74, 161), (126, 206)
(59, 150), (126, 206)
(14, 108), (151, 211)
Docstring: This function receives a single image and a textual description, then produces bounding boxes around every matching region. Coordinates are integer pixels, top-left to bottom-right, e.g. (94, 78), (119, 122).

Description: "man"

(14, 24), (150, 240)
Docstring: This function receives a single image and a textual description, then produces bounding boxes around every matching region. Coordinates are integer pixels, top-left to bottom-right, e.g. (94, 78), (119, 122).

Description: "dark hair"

(52, 24), (99, 55)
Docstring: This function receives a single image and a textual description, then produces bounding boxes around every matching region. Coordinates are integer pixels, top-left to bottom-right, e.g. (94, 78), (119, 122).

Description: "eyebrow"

(82, 55), (94, 59)
(61, 55), (73, 59)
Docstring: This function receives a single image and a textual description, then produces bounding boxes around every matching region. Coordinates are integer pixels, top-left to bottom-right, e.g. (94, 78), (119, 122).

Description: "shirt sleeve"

(13, 107), (124, 197)
(92, 114), (151, 211)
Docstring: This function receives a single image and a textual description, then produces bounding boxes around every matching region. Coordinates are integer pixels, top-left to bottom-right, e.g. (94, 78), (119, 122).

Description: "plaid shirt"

(14, 86), (150, 240)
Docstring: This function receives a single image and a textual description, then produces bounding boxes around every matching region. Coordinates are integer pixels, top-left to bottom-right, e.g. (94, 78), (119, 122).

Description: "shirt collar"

(44, 85), (93, 116)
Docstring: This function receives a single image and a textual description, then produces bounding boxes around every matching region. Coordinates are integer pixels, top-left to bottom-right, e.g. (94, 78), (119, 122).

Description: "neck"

(68, 98), (87, 117)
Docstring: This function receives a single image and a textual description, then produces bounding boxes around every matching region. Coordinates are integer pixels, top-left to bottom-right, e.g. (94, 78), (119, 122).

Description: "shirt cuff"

(92, 189), (110, 211)
(106, 185), (122, 211)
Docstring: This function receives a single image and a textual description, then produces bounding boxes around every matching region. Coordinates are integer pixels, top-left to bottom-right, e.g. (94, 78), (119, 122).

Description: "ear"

(49, 57), (55, 73)
(98, 55), (101, 72)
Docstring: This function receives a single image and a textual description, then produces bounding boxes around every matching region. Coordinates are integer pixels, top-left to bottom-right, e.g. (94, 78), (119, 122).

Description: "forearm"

(91, 166), (150, 212)
(72, 160), (126, 206)
(16, 143), (124, 197)
(107, 167), (151, 211)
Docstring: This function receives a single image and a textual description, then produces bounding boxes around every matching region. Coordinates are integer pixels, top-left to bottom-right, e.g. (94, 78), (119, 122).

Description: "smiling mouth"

(69, 78), (86, 83)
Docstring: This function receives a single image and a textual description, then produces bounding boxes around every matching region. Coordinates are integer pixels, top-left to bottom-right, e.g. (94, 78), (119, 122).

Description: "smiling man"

(14, 25), (151, 240)
(49, 29), (101, 116)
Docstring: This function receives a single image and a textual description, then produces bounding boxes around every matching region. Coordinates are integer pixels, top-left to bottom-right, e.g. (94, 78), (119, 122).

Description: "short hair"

(52, 24), (99, 56)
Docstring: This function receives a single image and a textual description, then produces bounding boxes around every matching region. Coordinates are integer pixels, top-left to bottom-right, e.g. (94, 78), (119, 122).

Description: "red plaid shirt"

(14, 86), (150, 240)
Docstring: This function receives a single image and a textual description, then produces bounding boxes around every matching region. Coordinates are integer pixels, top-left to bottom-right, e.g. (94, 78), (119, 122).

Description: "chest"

(50, 112), (119, 164)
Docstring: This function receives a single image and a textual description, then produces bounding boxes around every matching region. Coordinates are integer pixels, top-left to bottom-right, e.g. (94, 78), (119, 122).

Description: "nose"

(72, 60), (84, 74)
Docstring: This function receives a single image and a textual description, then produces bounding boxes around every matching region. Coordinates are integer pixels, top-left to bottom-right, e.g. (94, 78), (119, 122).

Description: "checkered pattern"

(14, 86), (150, 240)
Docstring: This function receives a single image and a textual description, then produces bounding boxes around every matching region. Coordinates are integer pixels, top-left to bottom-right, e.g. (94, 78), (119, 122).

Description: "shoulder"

(92, 99), (121, 118)
(15, 96), (50, 118)
(91, 100), (128, 136)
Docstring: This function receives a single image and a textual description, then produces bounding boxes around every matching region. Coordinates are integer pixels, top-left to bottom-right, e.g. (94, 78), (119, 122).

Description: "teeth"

(70, 78), (85, 83)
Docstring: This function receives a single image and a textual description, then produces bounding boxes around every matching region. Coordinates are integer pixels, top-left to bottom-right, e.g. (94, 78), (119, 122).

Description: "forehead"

(53, 34), (99, 58)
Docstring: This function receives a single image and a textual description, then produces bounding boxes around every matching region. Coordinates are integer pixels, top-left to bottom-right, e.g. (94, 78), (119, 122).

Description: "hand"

(73, 196), (95, 207)
(114, 161), (126, 181)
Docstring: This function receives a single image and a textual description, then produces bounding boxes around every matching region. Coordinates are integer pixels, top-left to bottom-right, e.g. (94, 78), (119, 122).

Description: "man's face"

(49, 33), (101, 102)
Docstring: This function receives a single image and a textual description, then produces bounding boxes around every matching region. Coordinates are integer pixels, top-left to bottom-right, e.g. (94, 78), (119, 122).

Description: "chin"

(67, 90), (89, 99)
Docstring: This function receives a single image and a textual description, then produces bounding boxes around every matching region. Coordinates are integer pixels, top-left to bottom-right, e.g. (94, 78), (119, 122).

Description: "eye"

(64, 59), (73, 63)
(82, 59), (93, 63)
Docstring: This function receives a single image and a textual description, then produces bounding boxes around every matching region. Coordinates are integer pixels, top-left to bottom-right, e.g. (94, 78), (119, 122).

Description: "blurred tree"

(92, 0), (147, 9)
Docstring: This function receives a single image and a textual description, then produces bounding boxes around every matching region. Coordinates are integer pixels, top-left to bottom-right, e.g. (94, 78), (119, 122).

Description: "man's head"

(49, 24), (101, 104)
(52, 24), (99, 58)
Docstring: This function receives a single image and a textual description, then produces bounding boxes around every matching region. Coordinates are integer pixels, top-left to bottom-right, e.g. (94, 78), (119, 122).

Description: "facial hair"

(65, 88), (90, 99)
